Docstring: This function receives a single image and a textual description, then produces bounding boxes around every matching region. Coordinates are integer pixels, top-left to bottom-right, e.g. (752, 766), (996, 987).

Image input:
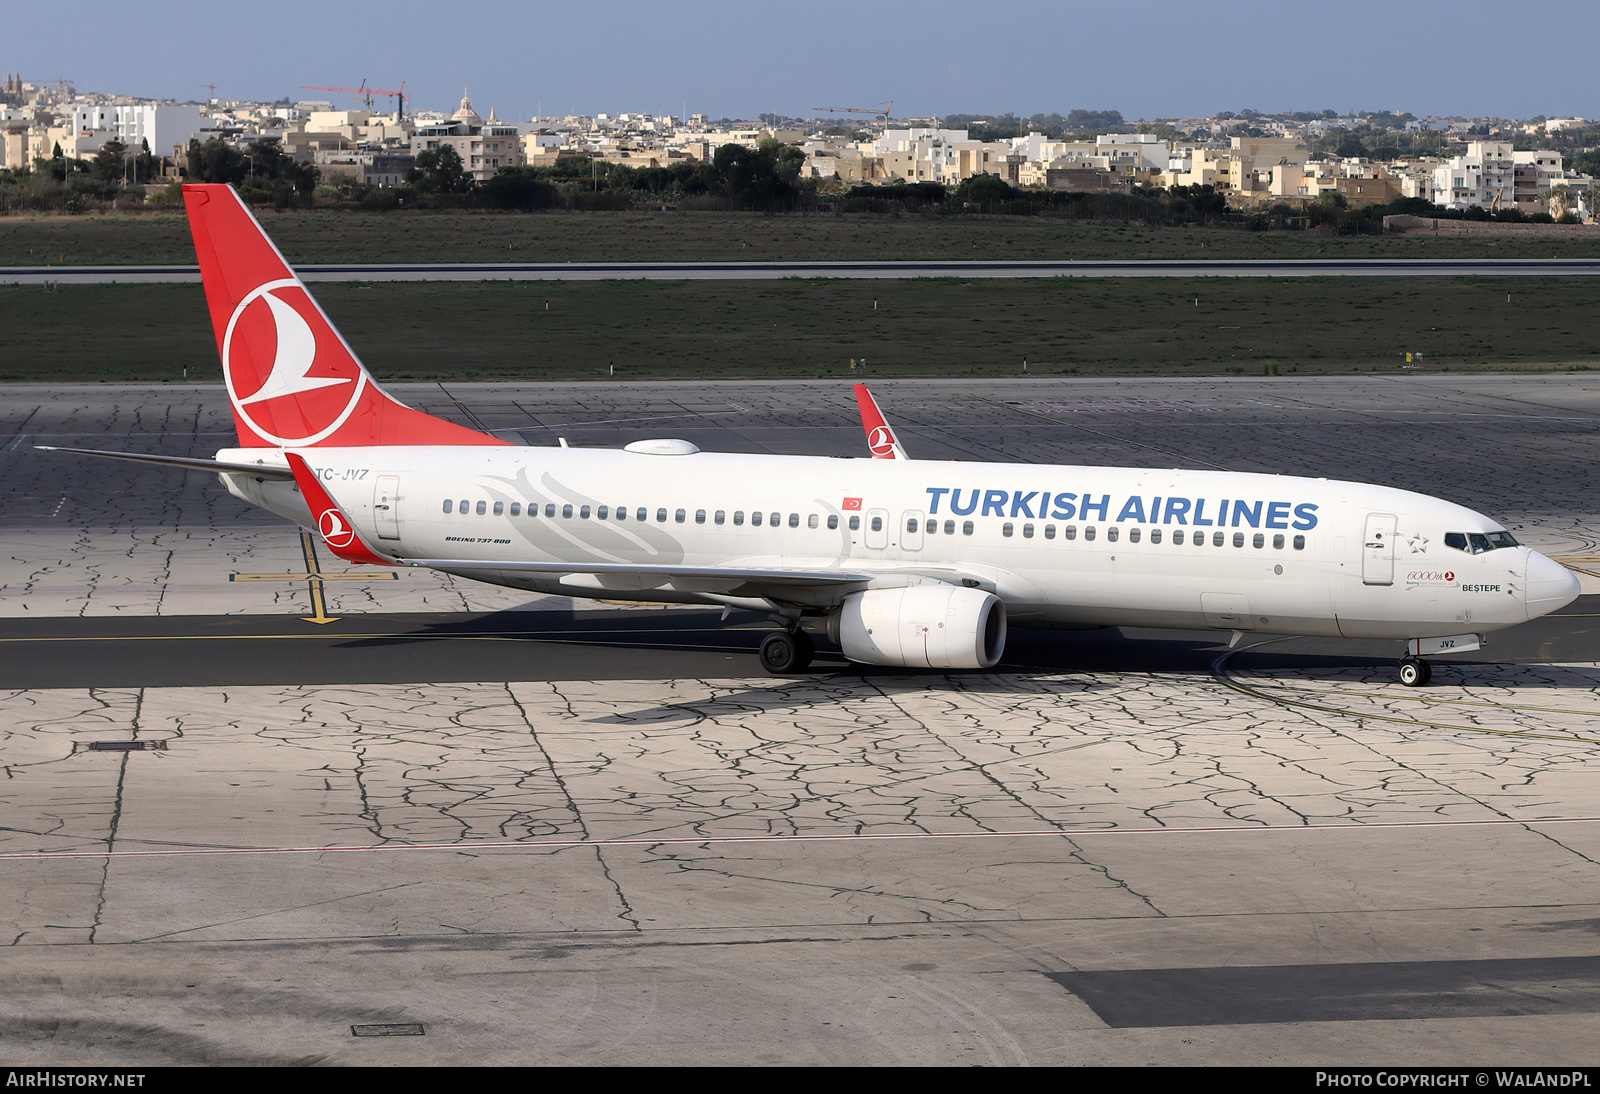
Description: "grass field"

(4, 276), (1596, 383)
(2, 209), (1599, 266)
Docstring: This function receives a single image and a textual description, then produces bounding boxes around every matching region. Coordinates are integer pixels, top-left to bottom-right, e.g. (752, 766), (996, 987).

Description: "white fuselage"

(218, 444), (1579, 642)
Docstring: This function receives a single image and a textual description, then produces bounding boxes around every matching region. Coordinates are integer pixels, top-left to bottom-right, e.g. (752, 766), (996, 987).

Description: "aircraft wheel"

(1398, 657), (1431, 687)
(760, 630), (813, 674)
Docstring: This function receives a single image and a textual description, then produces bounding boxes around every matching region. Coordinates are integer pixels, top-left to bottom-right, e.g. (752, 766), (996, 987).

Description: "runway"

(4, 376), (1600, 1064)
(4, 256), (1600, 283)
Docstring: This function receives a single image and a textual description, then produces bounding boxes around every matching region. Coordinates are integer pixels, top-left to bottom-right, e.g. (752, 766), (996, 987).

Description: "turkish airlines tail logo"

(239, 291), (351, 407)
(184, 184), (508, 449)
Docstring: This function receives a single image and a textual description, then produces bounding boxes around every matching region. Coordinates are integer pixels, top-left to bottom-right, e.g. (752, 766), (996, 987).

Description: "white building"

(68, 101), (210, 158)
(1429, 141), (1573, 212)
(1429, 141), (1518, 210)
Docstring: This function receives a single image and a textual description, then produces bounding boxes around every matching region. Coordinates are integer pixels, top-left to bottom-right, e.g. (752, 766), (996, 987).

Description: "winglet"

(285, 453), (397, 566)
(853, 384), (909, 460)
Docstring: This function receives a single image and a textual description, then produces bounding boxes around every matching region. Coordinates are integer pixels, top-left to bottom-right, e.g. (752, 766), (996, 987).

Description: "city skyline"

(7, 0), (1597, 125)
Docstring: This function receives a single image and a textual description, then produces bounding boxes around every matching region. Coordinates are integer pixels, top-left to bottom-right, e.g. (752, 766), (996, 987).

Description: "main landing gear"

(760, 628), (814, 674)
(1398, 656), (1432, 687)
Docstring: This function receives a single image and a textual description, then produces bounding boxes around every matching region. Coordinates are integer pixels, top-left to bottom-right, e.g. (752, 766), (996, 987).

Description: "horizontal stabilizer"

(35, 445), (296, 480)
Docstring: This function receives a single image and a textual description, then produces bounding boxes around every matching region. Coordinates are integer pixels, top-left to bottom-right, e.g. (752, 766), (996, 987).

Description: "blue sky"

(10, 1), (1597, 122)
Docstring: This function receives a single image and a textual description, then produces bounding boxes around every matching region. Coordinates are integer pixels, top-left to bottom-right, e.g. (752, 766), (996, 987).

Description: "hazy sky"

(10, 1), (1596, 122)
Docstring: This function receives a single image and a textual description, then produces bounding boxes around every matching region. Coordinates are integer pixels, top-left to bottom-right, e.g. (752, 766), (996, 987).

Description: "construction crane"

(301, 80), (407, 119)
(813, 101), (894, 125)
(200, 83), (218, 104)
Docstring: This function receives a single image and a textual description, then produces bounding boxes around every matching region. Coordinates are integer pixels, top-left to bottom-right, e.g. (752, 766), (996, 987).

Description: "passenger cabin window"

(1002, 523), (1014, 537)
(616, 506), (627, 521)
(562, 504), (573, 518)
(1022, 523), (1034, 538)
(477, 501), (487, 516)
(581, 505), (591, 519)
(545, 503), (556, 518)
(1107, 527), (1119, 543)
(636, 507), (647, 521)
(1293, 535), (1306, 550)
(1273, 534), (1284, 549)
(1212, 531), (1224, 547)
(1128, 528), (1140, 543)
(734, 511), (745, 526)
(1173, 529), (1185, 545)
(696, 510), (706, 524)
(752, 511), (763, 527)
(1064, 525), (1077, 541)
(944, 520), (955, 535)
(1044, 524), (1056, 540)
(1084, 526), (1096, 542)
(716, 510), (726, 525)
(1253, 533), (1265, 549)
(675, 509), (686, 523)
(1232, 532), (1244, 547)
(1151, 529), (1162, 544)
(443, 500), (453, 513)
(770, 512), (781, 527)
(827, 515), (838, 530)
(461, 499), (470, 515)
(596, 505), (607, 519)
(493, 501), (504, 516)
(808, 514), (819, 529)
(849, 515), (861, 531)
(656, 508), (668, 523)
(870, 515), (882, 532)
(511, 503), (521, 517)
(962, 521), (974, 536)
(788, 513), (799, 528)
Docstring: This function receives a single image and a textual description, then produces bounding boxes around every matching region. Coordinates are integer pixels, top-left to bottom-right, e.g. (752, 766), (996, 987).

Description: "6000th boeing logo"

(924, 488), (1320, 529)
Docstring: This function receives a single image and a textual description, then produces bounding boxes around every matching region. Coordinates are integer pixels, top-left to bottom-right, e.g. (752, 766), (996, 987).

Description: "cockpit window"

(1446, 531), (1519, 554)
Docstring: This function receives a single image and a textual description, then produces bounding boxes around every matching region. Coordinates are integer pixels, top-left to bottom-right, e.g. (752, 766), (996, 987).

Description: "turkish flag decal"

(842, 497), (863, 511)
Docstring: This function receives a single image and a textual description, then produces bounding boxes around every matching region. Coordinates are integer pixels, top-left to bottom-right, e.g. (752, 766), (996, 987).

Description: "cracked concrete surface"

(1, 669), (1598, 1063)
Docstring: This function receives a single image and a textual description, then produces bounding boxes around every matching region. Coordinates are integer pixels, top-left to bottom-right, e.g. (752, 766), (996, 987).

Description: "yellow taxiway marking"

(230, 573), (398, 583)
(227, 530), (396, 625)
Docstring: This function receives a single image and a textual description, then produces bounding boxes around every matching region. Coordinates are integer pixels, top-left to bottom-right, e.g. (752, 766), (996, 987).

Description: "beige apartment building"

(411, 96), (524, 181)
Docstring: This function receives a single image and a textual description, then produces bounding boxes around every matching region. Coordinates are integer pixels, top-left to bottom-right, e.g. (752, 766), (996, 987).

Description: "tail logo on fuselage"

(317, 507), (358, 549)
(222, 279), (368, 447)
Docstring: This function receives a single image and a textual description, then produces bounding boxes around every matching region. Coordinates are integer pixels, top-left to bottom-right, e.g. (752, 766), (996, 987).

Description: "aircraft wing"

(403, 557), (873, 586)
(35, 445), (296, 480)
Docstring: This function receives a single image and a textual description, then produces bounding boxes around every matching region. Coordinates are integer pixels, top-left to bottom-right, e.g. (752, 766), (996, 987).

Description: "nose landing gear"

(760, 628), (814, 674)
(1398, 656), (1432, 687)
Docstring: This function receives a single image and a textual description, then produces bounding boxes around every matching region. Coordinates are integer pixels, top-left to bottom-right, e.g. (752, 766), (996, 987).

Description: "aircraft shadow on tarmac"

(339, 607), (1600, 688)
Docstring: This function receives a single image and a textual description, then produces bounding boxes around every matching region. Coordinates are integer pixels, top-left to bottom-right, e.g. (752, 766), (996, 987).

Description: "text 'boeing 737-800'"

(40, 183), (1581, 684)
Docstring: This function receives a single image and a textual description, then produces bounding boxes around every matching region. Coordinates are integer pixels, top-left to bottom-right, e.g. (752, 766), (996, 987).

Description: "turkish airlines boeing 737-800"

(42, 184), (1581, 683)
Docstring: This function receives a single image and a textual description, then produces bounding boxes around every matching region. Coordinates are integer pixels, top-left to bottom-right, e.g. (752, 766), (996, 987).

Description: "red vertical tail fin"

(183, 183), (506, 448)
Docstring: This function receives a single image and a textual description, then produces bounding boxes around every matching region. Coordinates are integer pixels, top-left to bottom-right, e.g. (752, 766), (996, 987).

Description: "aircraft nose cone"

(1525, 551), (1581, 619)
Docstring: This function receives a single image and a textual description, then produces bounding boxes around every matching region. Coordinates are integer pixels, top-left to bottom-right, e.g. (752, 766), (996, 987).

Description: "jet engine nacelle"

(828, 586), (1007, 669)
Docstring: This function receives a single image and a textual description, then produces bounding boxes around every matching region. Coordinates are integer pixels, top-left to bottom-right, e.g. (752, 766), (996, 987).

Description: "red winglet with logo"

(285, 453), (397, 566)
(853, 384), (909, 460)
(183, 184), (508, 449)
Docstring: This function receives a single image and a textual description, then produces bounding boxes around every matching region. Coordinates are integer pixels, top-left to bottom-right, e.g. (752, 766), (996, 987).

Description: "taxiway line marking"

(3, 815), (1598, 862)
